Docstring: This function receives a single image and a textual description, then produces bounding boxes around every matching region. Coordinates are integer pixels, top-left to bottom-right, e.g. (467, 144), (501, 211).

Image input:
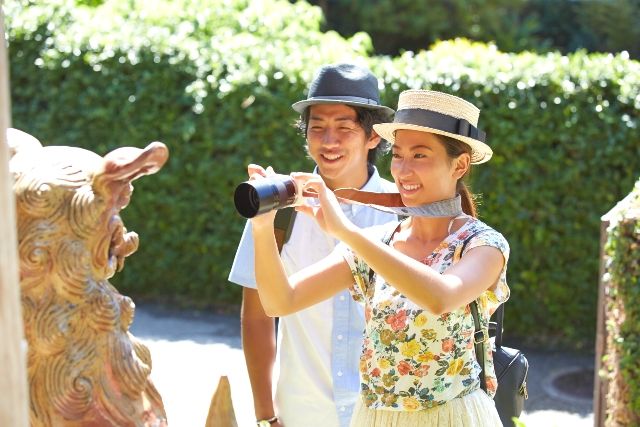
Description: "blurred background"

(2, 1), (639, 424)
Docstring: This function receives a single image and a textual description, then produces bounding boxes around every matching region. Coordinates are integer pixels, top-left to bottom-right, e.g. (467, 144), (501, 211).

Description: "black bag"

(460, 229), (529, 427)
(471, 302), (529, 427)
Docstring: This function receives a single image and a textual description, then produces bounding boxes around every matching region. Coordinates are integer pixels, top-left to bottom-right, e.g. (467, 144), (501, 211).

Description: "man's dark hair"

(295, 106), (392, 164)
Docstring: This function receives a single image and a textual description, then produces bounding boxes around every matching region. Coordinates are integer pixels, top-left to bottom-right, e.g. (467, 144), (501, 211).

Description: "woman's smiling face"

(390, 129), (469, 206)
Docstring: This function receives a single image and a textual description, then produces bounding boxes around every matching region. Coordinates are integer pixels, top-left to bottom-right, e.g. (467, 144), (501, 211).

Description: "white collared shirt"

(228, 166), (397, 427)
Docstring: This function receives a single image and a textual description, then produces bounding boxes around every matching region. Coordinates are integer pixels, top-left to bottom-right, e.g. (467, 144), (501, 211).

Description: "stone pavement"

(130, 303), (595, 427)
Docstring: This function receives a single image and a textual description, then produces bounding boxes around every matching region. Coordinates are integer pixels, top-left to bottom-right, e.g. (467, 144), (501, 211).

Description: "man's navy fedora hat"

(292, 63), (394, 117)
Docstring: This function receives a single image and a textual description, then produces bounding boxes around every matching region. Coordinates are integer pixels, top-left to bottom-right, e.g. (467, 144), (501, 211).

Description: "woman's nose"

(396, 159), (412, 177)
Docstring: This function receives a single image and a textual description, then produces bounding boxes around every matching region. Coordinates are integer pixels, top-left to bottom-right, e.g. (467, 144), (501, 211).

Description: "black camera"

(234, 174), (299, 218)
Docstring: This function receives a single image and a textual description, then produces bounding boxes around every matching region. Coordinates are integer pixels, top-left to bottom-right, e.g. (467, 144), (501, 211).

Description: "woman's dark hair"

(295, 106), (392, 165)
(438, 134), (477, 218)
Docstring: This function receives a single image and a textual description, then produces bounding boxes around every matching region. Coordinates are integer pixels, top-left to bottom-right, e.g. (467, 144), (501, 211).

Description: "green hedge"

(603, 178), (640, 422)
(372, 42), (640, 346)
(5, 0), (640, 346)
(312, 0), (640, 58)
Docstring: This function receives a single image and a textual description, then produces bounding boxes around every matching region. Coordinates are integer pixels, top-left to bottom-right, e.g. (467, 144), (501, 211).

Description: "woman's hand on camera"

(247, 164), (277, 229)
(292, 173), (354, 240)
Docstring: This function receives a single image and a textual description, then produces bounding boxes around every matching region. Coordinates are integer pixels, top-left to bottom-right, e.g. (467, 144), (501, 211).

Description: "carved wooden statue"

(8, 128), (169, 427)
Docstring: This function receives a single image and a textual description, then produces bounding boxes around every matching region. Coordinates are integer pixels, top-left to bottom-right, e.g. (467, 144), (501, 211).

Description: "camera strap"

(330, 188), (463, 218)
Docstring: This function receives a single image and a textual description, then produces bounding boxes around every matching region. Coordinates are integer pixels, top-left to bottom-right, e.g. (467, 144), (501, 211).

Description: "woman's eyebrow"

(393, 144), (434, 152)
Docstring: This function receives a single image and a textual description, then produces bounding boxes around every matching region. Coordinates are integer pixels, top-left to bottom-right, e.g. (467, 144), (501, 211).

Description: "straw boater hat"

(374, 90), (492, 164)
(292, 63), (394, 117)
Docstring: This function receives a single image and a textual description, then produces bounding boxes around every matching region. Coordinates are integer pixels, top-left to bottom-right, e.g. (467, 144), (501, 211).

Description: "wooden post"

(0, 3), (30, 427)
(594, 191), (637, 426)
(593, 212), (611, 427)
(205, 376), (238, 427)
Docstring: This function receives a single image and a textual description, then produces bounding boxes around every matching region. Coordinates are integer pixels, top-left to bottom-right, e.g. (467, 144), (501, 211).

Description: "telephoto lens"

(234, 174), (298, 218)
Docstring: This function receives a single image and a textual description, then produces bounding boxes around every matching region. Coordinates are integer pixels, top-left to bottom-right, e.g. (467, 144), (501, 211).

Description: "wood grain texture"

(0, 3), (30, 426)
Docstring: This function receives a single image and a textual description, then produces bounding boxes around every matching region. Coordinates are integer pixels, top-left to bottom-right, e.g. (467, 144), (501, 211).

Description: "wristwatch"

(256, 416), (278, 427)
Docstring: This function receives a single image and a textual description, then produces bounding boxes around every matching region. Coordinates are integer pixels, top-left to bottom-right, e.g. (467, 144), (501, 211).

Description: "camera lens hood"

(234, 174), (298, 218)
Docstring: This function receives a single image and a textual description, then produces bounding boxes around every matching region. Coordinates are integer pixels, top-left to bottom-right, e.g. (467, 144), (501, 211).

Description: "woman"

(250, 90), (509, 426)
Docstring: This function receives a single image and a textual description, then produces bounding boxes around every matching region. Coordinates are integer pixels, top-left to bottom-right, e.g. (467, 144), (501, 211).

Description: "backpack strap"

(274, 207), (297, 253)
(471, 300), (505, 393)
(470, 301), (487, 392)
(462, 228), (505, 393)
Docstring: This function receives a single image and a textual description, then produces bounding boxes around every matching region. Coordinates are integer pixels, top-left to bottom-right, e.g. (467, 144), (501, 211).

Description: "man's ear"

(365, 130), (382, 150)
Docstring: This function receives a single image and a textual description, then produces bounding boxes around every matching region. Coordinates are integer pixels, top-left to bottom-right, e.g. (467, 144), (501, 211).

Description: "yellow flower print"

(379, 299), (392, 310)
(380, 329), (394, 346)
(364, 392), (377, 406)
(354, 275), (366, 294)
(402, 396), (421, 411)
(417, 351), (437, 362)
(414, 312), (427, 327)
(421, 328), (437, 341)
(382, 373), (395, 387)
(382, 392), (397, 407)
(446, 358), (464, 376)
(400, 339), (421, 358)
(379, 358), (391, 370)
(359, 359), (367, 373)
(486, 291), (500, 305)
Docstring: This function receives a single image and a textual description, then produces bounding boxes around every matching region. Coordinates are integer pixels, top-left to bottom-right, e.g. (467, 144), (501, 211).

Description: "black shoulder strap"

(368, 219), (404, 284)
(274, 207), (297, 253)
(464, 228), (505, 392)
(382, 220), (402, 245)
(470, 301), (487, 392)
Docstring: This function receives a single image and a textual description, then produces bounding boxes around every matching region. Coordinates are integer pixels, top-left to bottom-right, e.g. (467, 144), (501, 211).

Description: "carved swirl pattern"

(46, 340), (95, 419)
(15, 176), (64, 221)
(17, 219), (54, 292)
(110, 333), (152, 398)
(12, 144), (167, 426)
(53, 239), (91, 303)
(119, 294), (135, 331)
(88, 285), (121, 332)
(69, 185), (105, 240)
(30, 297), (69, 357)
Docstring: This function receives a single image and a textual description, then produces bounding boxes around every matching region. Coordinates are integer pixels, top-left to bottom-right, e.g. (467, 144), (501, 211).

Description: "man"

(229, 63), (396, 427)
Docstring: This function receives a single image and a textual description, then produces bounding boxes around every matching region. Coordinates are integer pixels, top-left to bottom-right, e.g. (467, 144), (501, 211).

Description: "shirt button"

(337, 334), (343, 340)
(339, 295), (346, 301)
(337, 371), (343, 377)
(340, 406), (346, 412)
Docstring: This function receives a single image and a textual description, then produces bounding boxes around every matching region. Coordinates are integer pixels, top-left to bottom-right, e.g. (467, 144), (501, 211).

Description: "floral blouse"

(342, 218), (510, 411)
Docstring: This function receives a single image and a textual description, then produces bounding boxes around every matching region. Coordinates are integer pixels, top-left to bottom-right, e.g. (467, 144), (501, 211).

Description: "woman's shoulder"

(459, 218), (509, 254)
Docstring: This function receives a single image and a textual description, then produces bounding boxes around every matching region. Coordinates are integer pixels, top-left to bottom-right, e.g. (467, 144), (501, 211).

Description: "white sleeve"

(227, 220), (257, 289)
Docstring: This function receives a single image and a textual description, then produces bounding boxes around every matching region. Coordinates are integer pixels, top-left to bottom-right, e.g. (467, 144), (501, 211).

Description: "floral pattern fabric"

(342, 218), (510, 411)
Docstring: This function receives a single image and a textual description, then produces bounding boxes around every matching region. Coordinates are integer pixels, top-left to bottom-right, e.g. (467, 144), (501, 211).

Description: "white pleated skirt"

(349, 389), (503, 427)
